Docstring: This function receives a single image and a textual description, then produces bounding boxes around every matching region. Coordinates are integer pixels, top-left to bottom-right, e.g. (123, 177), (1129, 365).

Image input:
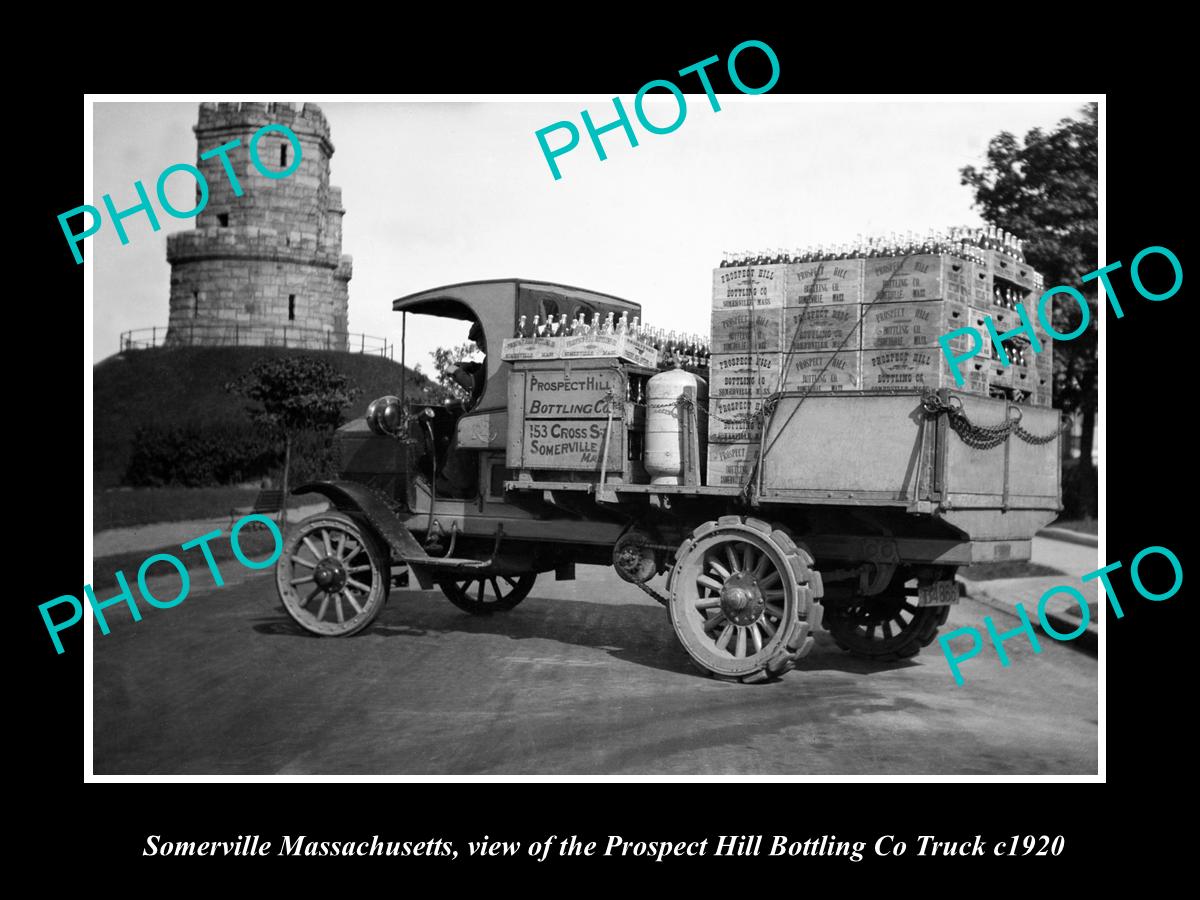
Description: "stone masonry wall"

(164, 102), (352, 351)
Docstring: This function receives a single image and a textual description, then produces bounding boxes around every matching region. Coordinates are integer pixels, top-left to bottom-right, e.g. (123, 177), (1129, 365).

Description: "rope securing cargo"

(920, 389), (1065, 449)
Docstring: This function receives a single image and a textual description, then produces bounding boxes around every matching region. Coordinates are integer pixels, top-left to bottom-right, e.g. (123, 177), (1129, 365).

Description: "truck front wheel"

(275, 512), (390, 637)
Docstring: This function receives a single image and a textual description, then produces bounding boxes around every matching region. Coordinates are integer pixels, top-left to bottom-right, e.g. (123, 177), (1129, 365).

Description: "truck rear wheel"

(667, 516), (821, 683)
(824, 589), (949, 661)
(440, 573), (536, 615)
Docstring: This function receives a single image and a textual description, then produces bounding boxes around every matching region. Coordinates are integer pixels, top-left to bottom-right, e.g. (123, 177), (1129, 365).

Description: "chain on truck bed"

(920, 389), (1067, 449)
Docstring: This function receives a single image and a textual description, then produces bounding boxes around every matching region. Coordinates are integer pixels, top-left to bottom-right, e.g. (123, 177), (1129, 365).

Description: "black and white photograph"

(80, 93), (1102, 776)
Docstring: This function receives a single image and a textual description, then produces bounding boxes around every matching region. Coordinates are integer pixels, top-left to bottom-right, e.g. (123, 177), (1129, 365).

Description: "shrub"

(289, 429), (340, 484)
(124, 422), (338, 487)
(125, 423), (273, 487)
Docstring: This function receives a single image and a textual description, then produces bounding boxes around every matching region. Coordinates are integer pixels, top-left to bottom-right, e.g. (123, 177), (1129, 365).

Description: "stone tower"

(165, 102), (352, 350)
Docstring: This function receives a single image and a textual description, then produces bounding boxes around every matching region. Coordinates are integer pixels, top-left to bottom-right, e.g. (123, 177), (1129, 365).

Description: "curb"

(94, 501), (329, 559)
(956, 576), (1098, 657)
(1037, 527), (1098, 548)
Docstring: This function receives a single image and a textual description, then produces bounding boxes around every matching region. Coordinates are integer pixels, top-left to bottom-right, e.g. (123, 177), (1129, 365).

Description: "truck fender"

(292, 481), (428, 563)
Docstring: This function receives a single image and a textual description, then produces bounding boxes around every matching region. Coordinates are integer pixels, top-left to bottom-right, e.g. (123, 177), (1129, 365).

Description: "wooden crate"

(985, 359), (1012, 395)
(500, 336), (559, 361)
(1030, 318), (1054, 408)
(863, 254), (974, 304)
(507, 360), (639, 477)
(1028, 374), (1053, 408)
(968, 259), (993, 308)
(861, 301), (970, 351)
(706, 441), (759, 487)
(860, 347), (988, 394)
(514, 418), (625, 471)
(559, 333), (659, 367)
(712, 265), (785, 310)
(710, 308), (783, 355)
(1010, 359), (1036, 396)
(782, 304), (862, 353)
(709, 396), (766, 443)
(779, 350), (861, 392)
(522, 367), (625, 418)
(989, 250), (1037, 291)
(707, 352), (782, 398)
(784, 259), (864, 305)
(966, 305), (1030, 360)
(501, 333), (658, 367)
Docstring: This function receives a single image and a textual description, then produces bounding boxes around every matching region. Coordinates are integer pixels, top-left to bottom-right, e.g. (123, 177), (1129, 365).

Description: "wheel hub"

(313, 558), (347, 591)
(720, 571), (766, 626)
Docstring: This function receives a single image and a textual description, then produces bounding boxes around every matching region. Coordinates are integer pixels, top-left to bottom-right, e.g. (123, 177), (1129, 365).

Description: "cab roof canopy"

(392, 279), (644, 417)
(392, 278), (642, 349)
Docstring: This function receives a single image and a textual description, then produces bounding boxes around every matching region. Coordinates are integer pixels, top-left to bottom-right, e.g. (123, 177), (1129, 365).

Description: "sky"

(90, 98), (1089, 371)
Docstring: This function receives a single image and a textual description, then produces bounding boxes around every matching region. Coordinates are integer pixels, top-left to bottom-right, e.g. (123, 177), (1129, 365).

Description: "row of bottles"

(658, 342), (710, 372)
(718, 225), (1027, 268)
(513, 315), (710, 362)
(948, 224), (1026, 265)
(644, 328), (709, 369)
(985, 335), (1030, 367)
(514, 311), (643, 338)
(993, 283), (1026, 311)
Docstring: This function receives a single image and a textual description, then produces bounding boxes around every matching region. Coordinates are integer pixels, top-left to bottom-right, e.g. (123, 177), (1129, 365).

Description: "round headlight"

(367, 395), (403, 435)
(366, 397), (383, 433)
(379, 397), (404, 434)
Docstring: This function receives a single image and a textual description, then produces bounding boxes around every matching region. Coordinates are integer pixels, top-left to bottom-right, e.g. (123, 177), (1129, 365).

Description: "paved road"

(92, 565), (1098, 775)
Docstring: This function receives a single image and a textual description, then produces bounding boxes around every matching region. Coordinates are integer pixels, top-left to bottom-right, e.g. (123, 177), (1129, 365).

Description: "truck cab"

(391, 278), (643, 465)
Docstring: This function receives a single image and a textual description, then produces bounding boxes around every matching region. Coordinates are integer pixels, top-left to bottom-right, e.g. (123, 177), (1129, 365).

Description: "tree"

(226, 356), (360, 522)
(960, 103), (1098, 517)
(431, 341), (481, 403)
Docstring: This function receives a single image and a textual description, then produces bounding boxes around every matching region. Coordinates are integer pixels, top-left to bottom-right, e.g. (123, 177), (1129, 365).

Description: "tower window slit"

(288, 295), (296, 321)
(280, 144), (288, 167)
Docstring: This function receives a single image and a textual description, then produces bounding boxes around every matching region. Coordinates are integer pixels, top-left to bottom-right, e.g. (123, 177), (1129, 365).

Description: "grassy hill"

(94, 346), (437, 487)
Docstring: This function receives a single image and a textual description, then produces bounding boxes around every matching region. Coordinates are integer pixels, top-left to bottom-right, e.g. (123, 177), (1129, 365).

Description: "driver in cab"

(437, 320), (486, 498)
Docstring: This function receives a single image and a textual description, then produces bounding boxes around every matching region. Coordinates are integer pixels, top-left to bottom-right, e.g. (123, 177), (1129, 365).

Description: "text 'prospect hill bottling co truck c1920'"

(275, 229), (1065, 683)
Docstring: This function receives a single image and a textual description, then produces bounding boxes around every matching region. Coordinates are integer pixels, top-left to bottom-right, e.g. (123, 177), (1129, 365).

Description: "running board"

(403, 556), (491, 569)
(405, 556), (491, 589)
(403, 523), (507, 589)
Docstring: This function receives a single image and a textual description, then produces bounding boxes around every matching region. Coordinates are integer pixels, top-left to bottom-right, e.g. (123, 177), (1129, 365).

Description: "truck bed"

(506, 389), (1062, 547)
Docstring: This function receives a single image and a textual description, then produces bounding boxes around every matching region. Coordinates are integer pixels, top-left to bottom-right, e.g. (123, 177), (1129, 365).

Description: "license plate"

(917, 580), (959, 607)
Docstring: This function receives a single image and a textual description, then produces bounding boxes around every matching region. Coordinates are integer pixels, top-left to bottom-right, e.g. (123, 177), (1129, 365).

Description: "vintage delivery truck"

(275, 261), (1063, 683)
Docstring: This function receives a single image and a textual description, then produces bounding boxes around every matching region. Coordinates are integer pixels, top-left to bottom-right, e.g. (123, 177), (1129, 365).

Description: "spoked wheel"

(440, 573), (536, 615)
(668, 516), (821, 683)
(824, 586), (950, 661)
(276, 512), (390, 637)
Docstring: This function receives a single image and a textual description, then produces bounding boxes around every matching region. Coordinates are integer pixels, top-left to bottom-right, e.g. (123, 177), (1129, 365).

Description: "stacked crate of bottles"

(707, 265), (783, 485)
(1030, 270), (1053, 408)
(984, 258), (1052, 408)
(707, 228), (1048, 484)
